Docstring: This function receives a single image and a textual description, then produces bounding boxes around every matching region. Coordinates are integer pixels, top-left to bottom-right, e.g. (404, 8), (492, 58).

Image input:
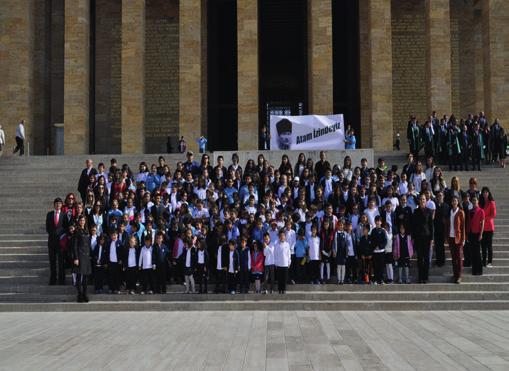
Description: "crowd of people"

(405, 111), (507, 170)
(44, 148), (498, 303)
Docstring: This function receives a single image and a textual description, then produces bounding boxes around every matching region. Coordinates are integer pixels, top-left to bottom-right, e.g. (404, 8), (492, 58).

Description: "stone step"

(0, 254), (47, 262)
(2, 282), (509, 294)
(3, 290), (509, 303)
(1, 300), (509, 311)
(0, 240), (46, 248)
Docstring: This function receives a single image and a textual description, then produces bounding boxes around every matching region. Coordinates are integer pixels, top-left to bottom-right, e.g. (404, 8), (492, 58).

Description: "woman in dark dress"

(72, 215), (92, 303)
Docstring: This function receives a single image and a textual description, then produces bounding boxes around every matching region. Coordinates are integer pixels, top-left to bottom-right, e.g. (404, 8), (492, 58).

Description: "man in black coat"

(46, 198), (66, 285)
(71, 216), (92, 302)
(77, 159), (97, 202)
(411, 195), (434, 283)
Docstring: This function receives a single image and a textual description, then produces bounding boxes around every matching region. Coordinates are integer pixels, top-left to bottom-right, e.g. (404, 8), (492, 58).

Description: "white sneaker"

(487, 263), (493, 268)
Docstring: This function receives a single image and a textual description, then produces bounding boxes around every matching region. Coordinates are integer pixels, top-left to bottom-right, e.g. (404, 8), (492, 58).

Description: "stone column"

(64, 0), (90, 154)
(308, 0), (333, 115)
(121, 0), (145, 154)
(359, 0), (393, 149)
(482, 0), (509, 123)
(0, 0), (33, 155)
(179, 0), (206, 153)
(425, 0), (452, 116)
(237, 0), (259, 150)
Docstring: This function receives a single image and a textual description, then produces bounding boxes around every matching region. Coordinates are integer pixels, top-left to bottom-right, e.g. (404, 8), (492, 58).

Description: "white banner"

(270, 114), (345, 150)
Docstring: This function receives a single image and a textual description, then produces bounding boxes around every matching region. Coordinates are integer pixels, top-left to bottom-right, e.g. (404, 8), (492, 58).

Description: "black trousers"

(48, 240), (65, 284)
(471, 154), (482, 170)
(373, 253), (385, 283)
(227, 272), (237, 292)
(346, 256), (358, 282)
(214, 269), (227, 293)
(264, 265), (275, 292)
(276, 266), (288, 293)
(196, 264), (208, 293)
(75, 273), (88, 298)
(141, 269), (156, 292)
(125, 267), (137, 290)
(448, 153), (461, 170)
(434, 229), (445, 267)
(289, 255), (297, 282)
(309, 260), (320, 282)
(463, 239), (471, 267)
(481, 231), (493, 266)
(108, 262), (121, 291)
(156, 264), (167, 293)
(295, 257), (306, 283)
(13, 136), (24, 156)
(94, 266), (106, 290)
(415, 237), (431, 282)
(469, 233), (483, 275)
(239, 268), (250, 293)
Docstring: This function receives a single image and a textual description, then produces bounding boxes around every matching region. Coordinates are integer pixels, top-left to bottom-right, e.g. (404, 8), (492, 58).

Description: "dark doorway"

(332, 0), (360, 144)
(207, 0), (238, 151)
(259, 0), (308, 148)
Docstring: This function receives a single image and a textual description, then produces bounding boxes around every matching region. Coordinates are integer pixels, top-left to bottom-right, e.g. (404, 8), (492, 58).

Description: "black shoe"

(49, 281), (56, 286)
(83, 295), (89, 303)
(77, 294), (84, 303)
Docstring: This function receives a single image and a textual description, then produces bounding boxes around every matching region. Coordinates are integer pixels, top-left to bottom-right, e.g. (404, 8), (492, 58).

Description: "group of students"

(45, 149), (497, 302)
(405, 112), (507, 170)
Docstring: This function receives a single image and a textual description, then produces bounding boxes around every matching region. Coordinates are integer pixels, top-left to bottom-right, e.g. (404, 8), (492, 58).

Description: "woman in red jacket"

(480, 187), (496, 268)
(250, 241), (265, 294)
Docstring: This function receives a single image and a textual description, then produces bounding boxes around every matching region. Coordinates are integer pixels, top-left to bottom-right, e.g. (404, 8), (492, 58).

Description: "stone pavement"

(0, 311), (508, 370)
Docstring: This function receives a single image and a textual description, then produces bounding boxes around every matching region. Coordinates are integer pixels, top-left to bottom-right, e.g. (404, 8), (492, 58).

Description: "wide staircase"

(0, 152), (508, 311)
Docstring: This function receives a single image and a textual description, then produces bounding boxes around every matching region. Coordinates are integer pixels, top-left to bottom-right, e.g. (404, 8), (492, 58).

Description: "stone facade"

(425, 0), (452, 116)
(95, 0), (121, 154)
(359, 0), (393, 150)
(63, 0), (90, 155)
(0, 1), (507, 154)
(145, 0), (179, 153)
(482, 0), (509, 124)
(0, 0), (33, 154)
(237, 0), (259, 150)
(121, 0), (145, 154)
(391, 0), (426, 138)
(308, 0), (333, 115)
(179, 0), (206, 153)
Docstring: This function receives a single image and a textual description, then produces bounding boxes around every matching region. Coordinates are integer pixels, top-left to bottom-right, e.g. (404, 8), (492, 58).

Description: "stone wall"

(50, 0), (65, 154)
(450, 1), (461, 115)
(145, 0), (179, 154)
(391, 0), (426, 135)
(95, 0), (121, 154)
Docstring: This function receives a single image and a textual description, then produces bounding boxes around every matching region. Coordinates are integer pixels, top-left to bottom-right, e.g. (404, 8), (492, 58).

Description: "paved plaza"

(0, 311), (508, 370)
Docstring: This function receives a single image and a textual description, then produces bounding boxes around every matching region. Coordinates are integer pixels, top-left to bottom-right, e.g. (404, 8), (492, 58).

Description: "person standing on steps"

(78, 159), (97, 202)
(72, 215), (92, 303)
(480, 187), (496, 268)
(446, 196), (466, 284)
(13, 119), (25, 156)
(411, 194), (434, 284)
(197, 135), (208, 154)
(46, 198), (66, 285)
(468, 196), (485, 276)
(0, 124), (5, 157)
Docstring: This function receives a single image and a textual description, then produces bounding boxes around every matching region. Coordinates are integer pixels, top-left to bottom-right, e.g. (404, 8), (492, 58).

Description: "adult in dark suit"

(46, 198), (66, 285)
(78, 159), (98, 202)
(411, 195), (434, 283)
(71, 216), (92, 302)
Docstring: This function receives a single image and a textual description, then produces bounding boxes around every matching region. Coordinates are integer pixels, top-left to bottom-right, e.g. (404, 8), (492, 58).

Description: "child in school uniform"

(251, 240), (265, 293)
(227, 240), (239, 294)
(393, 223), (414, 284)
(358, 224), (373, 284)
(92, 234), (107, 293)
(124, 236), (139, 294)
(106, 230), (123, 294)
(196, 239), (209, 294)
(263, 232), (275, 293)
(214, 236), (229, 294)
(370, 216), (387, 285)
(383, 221), (394, 283)
(139, 235), (156, 294)
(343, 221), (357, 284)
(294, 229), (308, 283)
(238, 237), (251, 294)
(307, 225), (321, 285)
(183, 238), (197, 294)
(335, 219), (347, 284)
(153, 232), (170, 294)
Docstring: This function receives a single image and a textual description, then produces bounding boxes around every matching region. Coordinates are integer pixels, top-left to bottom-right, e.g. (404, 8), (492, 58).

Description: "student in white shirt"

(274, 230), (292, 294)
(125, 236), (139, 294)
(138, 235), (156, 294)
(263, 232), (275, 294)
(227, 240), (239, 294)
(284, 220), (297, 284)
(307, 225), (321, 284)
